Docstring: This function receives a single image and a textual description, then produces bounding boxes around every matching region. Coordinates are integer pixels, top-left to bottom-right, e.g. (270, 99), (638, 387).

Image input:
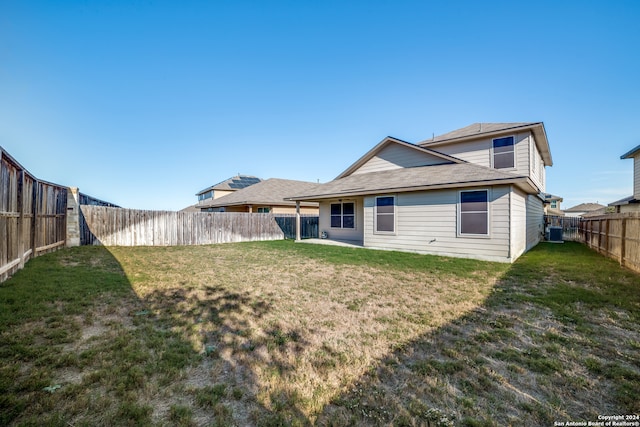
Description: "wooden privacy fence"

(579, 213), (640, 274)
(80, 206), (285, 246)
(274, 214), (319, 239)
(0, 147), (68, 282)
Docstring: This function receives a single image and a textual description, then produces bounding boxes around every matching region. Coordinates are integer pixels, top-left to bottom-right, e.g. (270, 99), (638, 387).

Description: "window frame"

(330, 201), (356, 229)
(458, 189), (490, 237)
(256, 207), (271, 213)
(374, 195), (396, 234)
(492, 136), (515, 170)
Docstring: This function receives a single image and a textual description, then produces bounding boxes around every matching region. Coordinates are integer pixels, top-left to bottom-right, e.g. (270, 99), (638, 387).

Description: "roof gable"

(336, 137), (464, 179)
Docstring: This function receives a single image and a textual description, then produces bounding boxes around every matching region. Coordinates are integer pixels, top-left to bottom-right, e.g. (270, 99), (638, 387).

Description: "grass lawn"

(1, 241), (639, 426)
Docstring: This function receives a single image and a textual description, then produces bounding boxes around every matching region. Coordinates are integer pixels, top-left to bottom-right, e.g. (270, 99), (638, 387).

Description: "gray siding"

(362, 186), (513, 262)
(352, 144), (450, 175)
(318, 199), (364, 244)
(510, 187), (527, 259)
(433, 132), (539, 186)
(529, 134), (546, 193)
(526, 194), (544, 250)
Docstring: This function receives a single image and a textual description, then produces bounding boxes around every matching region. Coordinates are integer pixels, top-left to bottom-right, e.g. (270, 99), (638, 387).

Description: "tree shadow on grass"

(315, 243), (640, 426)
(0, 246), (307, 426)
(142, 283), (312, 425)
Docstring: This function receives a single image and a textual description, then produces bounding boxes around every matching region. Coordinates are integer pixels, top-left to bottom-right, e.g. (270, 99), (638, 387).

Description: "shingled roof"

(286, 163), (536, 201)
(196, 175), (262, 196)
(200, 178), (320, 208)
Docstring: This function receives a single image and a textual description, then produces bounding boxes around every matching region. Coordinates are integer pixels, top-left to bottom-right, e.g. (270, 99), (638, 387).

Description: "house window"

(257, 207), (270, 213)
(459, 190), (489, 236)
(493, 136), (515, 169)
(330, 202), (355, 229)
(550, 200), (557, 209)
(375, 196), (395, 233)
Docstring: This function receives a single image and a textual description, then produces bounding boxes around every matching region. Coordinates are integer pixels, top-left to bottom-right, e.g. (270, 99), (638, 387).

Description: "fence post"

(30, 180), (38, 256)
(17, 170), (25, 267)
(66, 187), (81, 247)
(620, 217), (627, 268)
(295, 202), (301, 241)
(604, 218), (609, 256)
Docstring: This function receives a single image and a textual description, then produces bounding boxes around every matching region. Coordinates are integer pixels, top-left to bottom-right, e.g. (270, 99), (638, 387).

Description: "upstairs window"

(375, 196), (395, 233)
(493, 136), (515, 169)
(459, 190), (489, 236)
(330, 202), (355, 229)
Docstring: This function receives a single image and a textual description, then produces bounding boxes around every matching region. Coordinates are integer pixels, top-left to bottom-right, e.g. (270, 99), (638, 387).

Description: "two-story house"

(195, 175), (262, 210)
(609, 145), (640, 213)
(287, 122), (552, 263)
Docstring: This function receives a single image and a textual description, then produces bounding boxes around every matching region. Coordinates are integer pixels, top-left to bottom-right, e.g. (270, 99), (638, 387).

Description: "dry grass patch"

(1, 241), (638, 426)
(108, 243), (502, 423)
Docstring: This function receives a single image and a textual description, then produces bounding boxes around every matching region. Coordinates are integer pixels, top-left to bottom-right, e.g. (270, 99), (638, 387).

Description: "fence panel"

(79, 206), (285, 246)
(0, 147), (68, 282)
(274, 214), (319, 239)
(577, 213), (640, 274)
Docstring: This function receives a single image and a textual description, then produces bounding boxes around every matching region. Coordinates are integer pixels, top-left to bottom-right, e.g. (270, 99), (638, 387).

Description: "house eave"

(621, 144), (640, 159)
(287, 177), (536, 202)
(199, 200), (319, 209)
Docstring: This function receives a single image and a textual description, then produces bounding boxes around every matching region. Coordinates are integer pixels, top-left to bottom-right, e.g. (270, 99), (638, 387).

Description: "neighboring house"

(287, 122), (552, 263)
(609, 145), (640, 213)
(543, 193), (564, 216)
(563, 203), (606, 218)
(198, 178), (319, 214)
(196, 175), (262, 208)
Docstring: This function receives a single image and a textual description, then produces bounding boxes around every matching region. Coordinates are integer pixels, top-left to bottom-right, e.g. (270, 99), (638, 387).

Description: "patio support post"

(295, 201), (301, 241)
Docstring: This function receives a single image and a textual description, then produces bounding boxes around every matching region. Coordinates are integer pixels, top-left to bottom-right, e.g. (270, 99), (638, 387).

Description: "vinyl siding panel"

(433, 132), (531, 178)
(352, 144), (450, 175)
(510, 187), (527, 259)
(362, 186), (513, 262)
(529, 133), (546, 193)
(318, 199), (364, 243)
(526, 194), (544, 250)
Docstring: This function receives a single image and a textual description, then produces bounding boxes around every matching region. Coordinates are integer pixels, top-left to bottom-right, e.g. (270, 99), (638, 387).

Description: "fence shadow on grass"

(313, 242), (640, 426)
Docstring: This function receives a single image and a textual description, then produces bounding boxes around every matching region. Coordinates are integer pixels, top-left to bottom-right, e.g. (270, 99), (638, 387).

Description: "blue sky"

(1, 1), (639, 211)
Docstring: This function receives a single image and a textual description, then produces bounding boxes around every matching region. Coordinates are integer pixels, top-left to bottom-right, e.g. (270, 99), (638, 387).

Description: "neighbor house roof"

(200, 178), (320, 208)
(544, 193), (563, 202)
(286, 163), (538, 201)
(419, 122), (553, 166)
(621, 144), (640, 159)
(609, 195), (639, 206)
(196, 175), (262, 196)
(564, 203), (605, 213)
